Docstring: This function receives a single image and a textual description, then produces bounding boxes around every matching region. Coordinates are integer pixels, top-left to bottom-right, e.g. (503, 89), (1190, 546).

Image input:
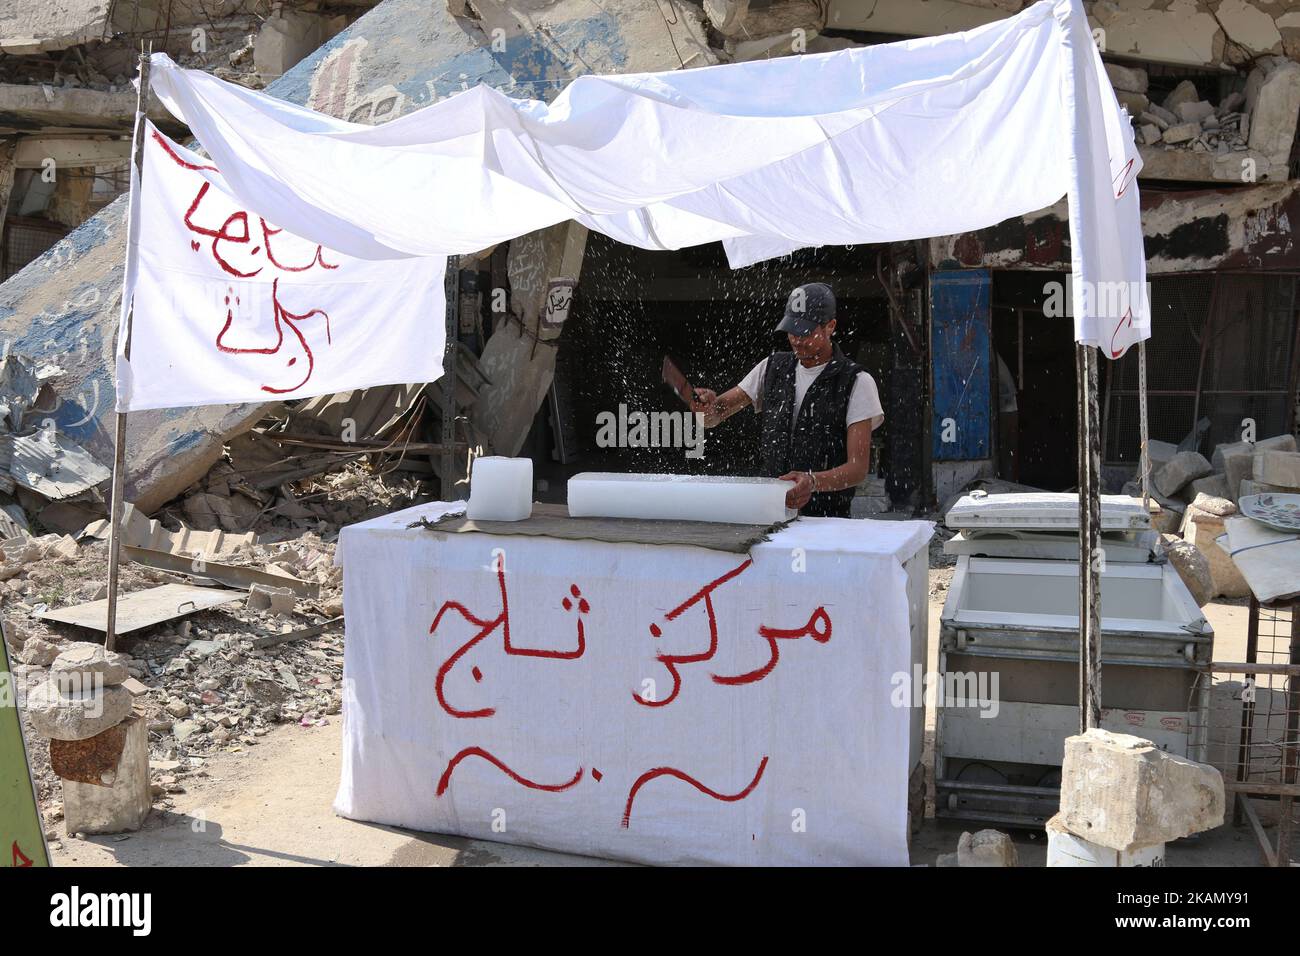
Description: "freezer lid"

(944, 528), (1157, 562)
(945, 491), (1150, 531)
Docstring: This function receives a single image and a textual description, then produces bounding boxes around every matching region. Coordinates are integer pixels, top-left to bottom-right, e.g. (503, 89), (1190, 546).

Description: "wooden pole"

(105, 50), (151, 652)
(1076, 342), (1103, 731)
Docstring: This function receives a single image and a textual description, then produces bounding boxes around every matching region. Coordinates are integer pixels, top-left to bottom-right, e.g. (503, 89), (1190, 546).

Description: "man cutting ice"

(690, 282), (884, 518)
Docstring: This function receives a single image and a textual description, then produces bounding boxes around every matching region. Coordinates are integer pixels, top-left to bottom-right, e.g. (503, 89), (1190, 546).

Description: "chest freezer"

(934, 493), (1213, 828)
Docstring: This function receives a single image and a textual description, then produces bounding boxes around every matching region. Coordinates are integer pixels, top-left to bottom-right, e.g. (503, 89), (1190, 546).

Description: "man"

(691, 282), (884, 517)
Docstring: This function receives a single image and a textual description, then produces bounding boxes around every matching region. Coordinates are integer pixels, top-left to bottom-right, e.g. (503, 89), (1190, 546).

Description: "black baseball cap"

(775, 282), (836, 336)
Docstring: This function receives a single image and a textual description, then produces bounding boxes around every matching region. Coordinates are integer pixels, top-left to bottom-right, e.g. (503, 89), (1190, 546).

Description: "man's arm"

(690, 386), (752, 428)
(779, 420), (873, 508)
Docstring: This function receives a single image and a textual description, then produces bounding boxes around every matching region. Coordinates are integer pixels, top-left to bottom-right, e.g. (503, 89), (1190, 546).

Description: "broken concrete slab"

(1248, 60), (1300, 166)
(1104, 62), (1147, 94)
(1059, 728), (1224, 852)
(1153, 450), (1212, 497)
(248, 583), (296, 616)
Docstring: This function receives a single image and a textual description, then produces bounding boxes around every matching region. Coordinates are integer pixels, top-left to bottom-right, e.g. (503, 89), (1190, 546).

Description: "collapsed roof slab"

(0, 82), (183, 136)
(0, 0), (713, 512)
(0, 0), (111, 56)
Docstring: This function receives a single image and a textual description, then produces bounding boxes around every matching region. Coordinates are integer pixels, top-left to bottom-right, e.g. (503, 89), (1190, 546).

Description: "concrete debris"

(1058, 728), (1224, 853)
(59, 714), (151, 835)
(1180, 508), (1250, 599)
(50, 642), (129, 687)
(1253, 450), (1300, 488)
(1160, 535), (1215, 607)
(24, 678), (133, 741)
(956, 829), (1018, 867)
(1153, 450), (1211, 497)
(1188, 492), (1235, 517)
(248, 583), (297, 617)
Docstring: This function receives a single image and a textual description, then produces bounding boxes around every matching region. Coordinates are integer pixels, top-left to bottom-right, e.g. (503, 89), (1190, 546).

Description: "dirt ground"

(46, 575), (1278, 867)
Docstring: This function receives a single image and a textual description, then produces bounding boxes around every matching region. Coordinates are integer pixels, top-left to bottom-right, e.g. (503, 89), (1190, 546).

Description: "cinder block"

(62, 714), (151, 835)
(1059, 728), (1224, 852)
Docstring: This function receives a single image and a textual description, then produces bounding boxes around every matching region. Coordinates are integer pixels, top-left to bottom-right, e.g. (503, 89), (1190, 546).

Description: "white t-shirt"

(737, 357), (885, 429)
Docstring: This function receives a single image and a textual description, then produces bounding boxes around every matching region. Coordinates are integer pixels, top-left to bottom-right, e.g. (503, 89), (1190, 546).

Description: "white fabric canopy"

(145, 0), (1148, 356)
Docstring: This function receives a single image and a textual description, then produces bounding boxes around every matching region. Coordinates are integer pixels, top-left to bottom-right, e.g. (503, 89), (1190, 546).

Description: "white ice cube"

(567, 472), (796, 525)
(467, 456), (533, 521)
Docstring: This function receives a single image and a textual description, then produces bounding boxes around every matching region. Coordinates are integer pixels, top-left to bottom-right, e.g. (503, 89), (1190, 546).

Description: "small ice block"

(567, 473), (796, 525)
(467, 456), (533, 521)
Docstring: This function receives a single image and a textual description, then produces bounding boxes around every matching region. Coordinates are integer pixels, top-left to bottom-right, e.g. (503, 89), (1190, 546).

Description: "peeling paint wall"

(930, 181), (1300, 273)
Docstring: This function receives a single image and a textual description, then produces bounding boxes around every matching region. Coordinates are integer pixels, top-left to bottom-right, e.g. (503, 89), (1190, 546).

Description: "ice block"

(467, 456), (533, 521)
(567, 472), (796, 525)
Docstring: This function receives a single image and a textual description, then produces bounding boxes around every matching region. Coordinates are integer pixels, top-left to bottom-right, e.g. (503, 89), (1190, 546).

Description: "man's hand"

(689, 388), (719, 415)
(779, 471), (814, 510)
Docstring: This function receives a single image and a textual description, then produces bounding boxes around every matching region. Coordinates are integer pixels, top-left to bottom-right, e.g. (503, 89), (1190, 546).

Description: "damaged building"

(0, 0), (1297, 565)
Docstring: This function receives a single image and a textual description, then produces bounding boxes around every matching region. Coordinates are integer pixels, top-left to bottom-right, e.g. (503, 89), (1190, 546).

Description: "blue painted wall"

(930, 269), (992, 461)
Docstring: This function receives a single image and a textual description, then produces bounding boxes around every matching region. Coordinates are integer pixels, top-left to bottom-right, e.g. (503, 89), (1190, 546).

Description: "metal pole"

(105, 50), (151, 652)
(1076, 342), (1103, 732)
(1138, 340), (1150, 511)
(440, 256), (459, 500)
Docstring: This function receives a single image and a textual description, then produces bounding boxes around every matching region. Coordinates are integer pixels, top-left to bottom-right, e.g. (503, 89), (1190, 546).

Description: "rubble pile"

(1127, 432), (1299, 601)
(4, 527), (350, 830)
(1109, 57), (1300, 180)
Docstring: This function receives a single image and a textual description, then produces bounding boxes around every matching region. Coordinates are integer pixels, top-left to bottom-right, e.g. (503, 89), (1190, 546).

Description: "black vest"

(757, 347), (862, 518)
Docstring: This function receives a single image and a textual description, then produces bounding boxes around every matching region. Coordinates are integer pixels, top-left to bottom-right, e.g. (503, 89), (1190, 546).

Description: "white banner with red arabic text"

(115, 123), (445, 412)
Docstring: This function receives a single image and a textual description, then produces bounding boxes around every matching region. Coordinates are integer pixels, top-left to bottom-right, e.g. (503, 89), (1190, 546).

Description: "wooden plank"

(124, 545), (320, 599)
(37, 583), (243, 634)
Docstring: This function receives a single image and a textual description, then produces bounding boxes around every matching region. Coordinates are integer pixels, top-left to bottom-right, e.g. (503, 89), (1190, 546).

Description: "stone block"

(1254, 451), (1300, 488)
(1212, 439), (1252, 472)
(1161, 537), (1213, 606)
(61, 714), (151, 835)
(1147, 439), (1178, 470)
(1256, 433), (1298, 454)
(1059, 728), (1224, 852)
(1162, 122), (1200, 144)
(1182, 508), (1249, 598)
(1189, 473), (1229, 500)
(1222, 449), (1256, 500)
(1105, 62), (1148, 94)
(1154, 450), (1212, 497)
(1248, 61), (1300, 165)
